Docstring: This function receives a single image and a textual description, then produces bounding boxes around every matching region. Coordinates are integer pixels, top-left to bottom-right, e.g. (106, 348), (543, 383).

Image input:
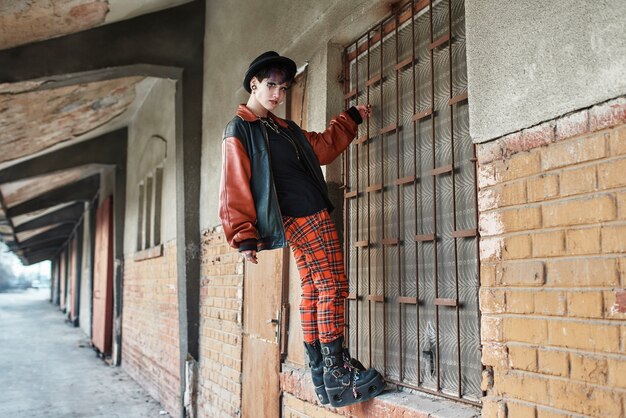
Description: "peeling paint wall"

(0, 0), (109, 50)
(0, 77), (141, 164)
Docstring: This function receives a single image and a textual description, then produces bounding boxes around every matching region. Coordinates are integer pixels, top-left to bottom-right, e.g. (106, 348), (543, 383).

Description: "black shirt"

(265, 122), (328, 217)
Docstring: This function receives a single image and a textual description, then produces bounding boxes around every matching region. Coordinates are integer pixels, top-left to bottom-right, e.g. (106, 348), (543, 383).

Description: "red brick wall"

(478, 97), (626, 418)
(197, 227), (244, 418)
(122, 241), (180, 417)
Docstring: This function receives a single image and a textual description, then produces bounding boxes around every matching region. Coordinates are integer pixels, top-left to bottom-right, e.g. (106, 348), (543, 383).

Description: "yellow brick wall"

(122, 241), (180, 418)
(478, 97), (626, 418)
(197, 227), (244, 418)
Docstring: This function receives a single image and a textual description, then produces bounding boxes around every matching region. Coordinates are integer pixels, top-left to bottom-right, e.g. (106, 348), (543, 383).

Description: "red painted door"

(92, 196), (114, 355)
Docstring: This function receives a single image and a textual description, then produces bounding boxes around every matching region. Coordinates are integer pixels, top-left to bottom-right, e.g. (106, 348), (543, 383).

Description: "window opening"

(342, 0), (480, 404)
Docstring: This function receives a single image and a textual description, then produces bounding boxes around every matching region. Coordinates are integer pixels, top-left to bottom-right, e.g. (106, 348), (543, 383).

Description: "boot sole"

(315, 384), (330, 405)
(326, 373), (385, 408)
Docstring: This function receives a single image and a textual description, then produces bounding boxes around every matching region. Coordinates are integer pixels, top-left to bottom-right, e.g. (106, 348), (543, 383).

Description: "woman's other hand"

(242, 249), (258, 264)
(355, 104), (372, 120)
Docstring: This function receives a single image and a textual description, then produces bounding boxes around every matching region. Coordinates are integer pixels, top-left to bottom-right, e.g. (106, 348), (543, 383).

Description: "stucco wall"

(200, 0), (393, 230)
(124, 77), (177, 254)
(465, 0), (626, 143)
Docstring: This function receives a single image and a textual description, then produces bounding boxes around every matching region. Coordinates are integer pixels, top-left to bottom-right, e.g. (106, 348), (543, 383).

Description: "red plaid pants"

(283, 210), (348, 344)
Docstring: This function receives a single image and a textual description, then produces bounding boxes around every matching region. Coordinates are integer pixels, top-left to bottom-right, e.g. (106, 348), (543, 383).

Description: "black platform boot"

(304, 341), (329, 404)
(321, 337), (385, 407)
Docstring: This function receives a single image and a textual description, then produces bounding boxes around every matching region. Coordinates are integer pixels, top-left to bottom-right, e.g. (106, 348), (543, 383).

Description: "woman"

(219, 51), (384, 407)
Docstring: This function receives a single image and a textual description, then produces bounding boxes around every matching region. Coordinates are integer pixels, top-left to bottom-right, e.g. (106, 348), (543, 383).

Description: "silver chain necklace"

(258, 116), (280, 134)
(257, 116), (301, 160)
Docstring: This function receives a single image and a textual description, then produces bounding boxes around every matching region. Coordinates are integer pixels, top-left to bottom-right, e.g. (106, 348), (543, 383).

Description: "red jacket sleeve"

(302, 111), (358, 165)
(218, 137), (259, 249)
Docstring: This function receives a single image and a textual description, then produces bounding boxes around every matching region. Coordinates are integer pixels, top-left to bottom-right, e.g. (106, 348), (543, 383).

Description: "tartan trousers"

(283, 210), (348, 344)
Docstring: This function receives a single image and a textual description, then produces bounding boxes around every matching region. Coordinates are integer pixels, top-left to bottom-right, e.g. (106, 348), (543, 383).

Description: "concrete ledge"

(280, 364), (481, 418)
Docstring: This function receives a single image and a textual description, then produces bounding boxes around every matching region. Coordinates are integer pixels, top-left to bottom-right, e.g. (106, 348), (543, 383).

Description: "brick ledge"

(280, 364), (480, 418)
(477, 96), (626, 164)
(133, 244), (163, 261)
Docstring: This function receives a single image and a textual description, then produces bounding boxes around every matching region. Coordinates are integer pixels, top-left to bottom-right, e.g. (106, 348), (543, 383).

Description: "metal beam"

(14, 202), (84, 233)
(7, 175), (99, 218)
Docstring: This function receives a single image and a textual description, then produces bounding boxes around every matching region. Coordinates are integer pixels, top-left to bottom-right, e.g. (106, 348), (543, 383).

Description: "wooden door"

(241, 249), (285, 418)
(92, 196), (114, 355)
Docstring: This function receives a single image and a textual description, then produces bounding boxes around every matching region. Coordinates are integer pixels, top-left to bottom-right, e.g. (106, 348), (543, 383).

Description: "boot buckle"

(325, 358), (333, 367)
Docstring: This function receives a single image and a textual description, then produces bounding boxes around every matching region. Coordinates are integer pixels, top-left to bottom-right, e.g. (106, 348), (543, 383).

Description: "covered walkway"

(0, 288), (169, 418)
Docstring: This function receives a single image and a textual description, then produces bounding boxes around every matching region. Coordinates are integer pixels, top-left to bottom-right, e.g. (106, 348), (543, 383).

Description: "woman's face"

(251, 75), (289, 112)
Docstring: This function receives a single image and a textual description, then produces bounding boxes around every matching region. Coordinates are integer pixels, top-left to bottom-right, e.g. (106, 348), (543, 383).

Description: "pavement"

(0, 288), (171, 418)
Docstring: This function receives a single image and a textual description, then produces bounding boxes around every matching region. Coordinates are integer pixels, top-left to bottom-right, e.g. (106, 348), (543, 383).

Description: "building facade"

(0, 1), (624, 417)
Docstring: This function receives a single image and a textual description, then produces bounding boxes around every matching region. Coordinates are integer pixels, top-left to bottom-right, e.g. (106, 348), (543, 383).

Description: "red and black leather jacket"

(218, 104), (358, 251)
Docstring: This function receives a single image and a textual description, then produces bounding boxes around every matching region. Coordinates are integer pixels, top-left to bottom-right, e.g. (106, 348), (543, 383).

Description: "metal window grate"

(342, 0), (481, 404)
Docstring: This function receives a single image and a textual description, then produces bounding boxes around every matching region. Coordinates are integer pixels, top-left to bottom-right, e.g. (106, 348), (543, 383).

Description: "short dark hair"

(254, 65), (295, 86)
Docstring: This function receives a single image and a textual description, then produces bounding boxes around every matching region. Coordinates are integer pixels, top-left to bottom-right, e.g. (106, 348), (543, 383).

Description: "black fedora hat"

(243, 51), (297, 93)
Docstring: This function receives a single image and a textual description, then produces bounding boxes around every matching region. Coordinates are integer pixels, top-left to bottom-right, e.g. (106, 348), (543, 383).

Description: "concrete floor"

(0, 288), (171, 418)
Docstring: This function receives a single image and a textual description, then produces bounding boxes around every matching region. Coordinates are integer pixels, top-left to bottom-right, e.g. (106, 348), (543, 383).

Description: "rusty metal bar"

(397, 296), (417, 304)
(366, 184), (383, 193)
(415, 233), (436, 242)
(355, 240), (369, 248)
(451, 228), (477, 238)
(448, 91), (468, 106)
(393, 7), (403, 383)
(434, 298), (458, 307)
(366, 74), (383, 88)
(428, 33), (450, 51)
(343, 41), (351, 355)
(381, 237), (399, 246)
(366, 28), (373, 365)
(345, 190), (358, 199)
(379, 18), (388, 377)
(345, 0), (431, 63)
(354, 38), (360, 361)
(431, 164), (453, 176)
(413, 108), (433, 121)
(345, 88), (357, 100)
(354, 134), (369, 145)
(395, 176), (416, 185)
(380, 123), (398, 135)
(447, 0), (462, 398)
(395, 56), (415, 71)
(411, 0), (421, 386)
(367, 295), (385, 302)
(428, 0), (442, 392)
